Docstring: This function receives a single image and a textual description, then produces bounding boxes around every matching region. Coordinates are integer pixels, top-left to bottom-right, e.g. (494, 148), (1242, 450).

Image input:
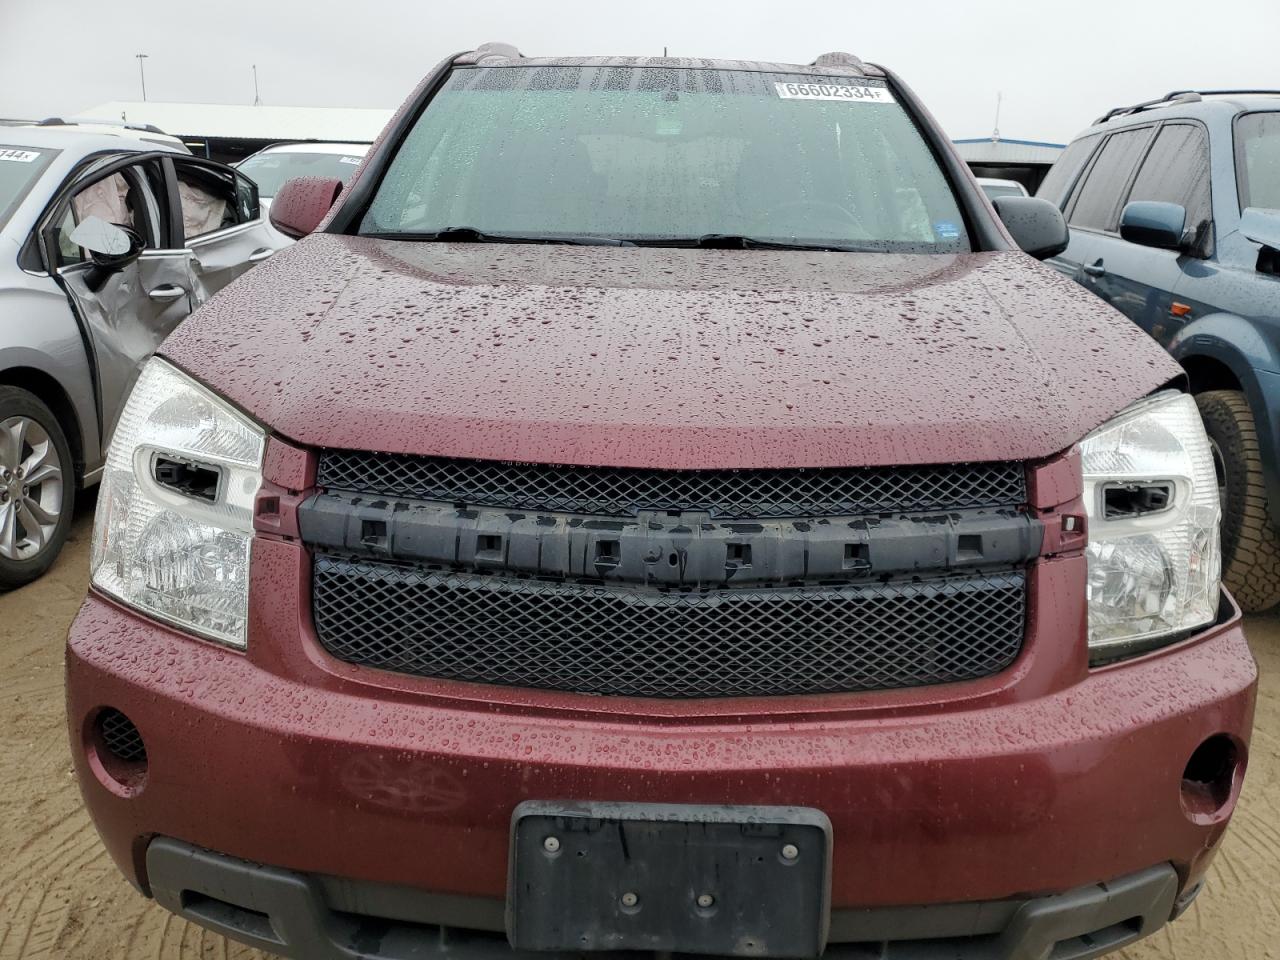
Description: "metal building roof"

(952, 137), (1066, 165)
(73, 101), (395, 143)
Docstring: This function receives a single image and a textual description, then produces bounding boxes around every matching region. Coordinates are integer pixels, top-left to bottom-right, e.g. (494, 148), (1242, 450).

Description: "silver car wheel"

(0, 415), (64, 561)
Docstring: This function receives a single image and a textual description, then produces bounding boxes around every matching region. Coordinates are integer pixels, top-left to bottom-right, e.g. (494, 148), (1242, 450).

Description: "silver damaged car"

(0, 125), (289, 588)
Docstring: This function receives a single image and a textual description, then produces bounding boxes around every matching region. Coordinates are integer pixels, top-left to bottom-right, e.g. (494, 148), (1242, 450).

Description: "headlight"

(90, 358), (264, 648)
(1082, 391), (1221, 660)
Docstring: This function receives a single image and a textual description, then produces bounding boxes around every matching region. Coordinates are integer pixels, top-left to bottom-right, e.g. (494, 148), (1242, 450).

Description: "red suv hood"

(161, 236), (1179, 469)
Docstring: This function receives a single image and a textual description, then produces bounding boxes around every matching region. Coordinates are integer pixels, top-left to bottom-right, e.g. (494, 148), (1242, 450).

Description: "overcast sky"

(1, 0), (1276, 142)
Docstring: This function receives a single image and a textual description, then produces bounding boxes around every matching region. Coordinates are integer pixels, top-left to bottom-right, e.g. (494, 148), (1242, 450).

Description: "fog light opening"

(1180, 734), (1241, 824)
(88, 708), (149, 796)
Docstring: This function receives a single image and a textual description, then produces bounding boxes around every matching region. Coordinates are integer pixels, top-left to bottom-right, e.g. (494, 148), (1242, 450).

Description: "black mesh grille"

(316, 452), (1026, 519)
(97, 709), (146, 764)
(312, 555), (1026, 698)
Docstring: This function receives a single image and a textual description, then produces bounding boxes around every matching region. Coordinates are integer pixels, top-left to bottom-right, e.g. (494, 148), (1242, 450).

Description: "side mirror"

(269, 176), (344, 239)
(1119, 201), (1186, 250)
(1240, 207), (1280, 252)
(1241, 207), (1280, 275)
(992, 196), (1069, 260)
(69, 216), (144, 269)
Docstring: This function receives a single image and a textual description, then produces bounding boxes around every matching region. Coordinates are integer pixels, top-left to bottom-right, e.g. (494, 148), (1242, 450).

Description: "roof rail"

(455, 42), (524, 66)
(1096, 89), (1280, 124)
(1095, 91), (1200, 124)
(1188, 89), (1280, 98)
(35, 116), (170, 136)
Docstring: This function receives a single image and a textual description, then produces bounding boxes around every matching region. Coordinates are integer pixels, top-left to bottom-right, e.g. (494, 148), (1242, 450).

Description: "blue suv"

(1039, 91), (1280, 611)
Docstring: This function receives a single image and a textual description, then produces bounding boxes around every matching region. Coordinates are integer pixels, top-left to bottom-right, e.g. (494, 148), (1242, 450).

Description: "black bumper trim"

(146, 838), (1181, 960)
(298, 491), (1041, 588)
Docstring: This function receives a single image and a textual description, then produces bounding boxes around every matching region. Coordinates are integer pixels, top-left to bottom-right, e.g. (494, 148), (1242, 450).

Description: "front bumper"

(67, 539), (1257, 957)
(146, 836), (1184, 960)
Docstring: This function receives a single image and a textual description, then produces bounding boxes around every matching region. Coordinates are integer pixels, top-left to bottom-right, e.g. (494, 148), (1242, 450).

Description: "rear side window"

(1236, 112), (1280, 211)
(174, 160), (258, 241)
(1036, 135), (1099, 207)
(1127, 123), (1212, 232)
(1067, 128), (1151, 231)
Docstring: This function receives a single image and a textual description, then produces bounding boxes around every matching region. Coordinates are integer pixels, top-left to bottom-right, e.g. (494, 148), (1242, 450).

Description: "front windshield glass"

(360, 66), (970, 252)
(0, 145), (56, 229)
(237, 149), (366, 198)
(1237, 112), (1280, 211)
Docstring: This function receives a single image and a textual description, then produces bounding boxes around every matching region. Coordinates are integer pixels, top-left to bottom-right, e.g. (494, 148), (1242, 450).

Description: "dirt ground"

(1, 508), (1277, 959)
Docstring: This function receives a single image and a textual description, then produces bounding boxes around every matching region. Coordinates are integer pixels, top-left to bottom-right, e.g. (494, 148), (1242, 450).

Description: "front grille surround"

(316, 451), (1027, 520)
(311, 555), (1026, 699)
(309, 451), (1031, 699)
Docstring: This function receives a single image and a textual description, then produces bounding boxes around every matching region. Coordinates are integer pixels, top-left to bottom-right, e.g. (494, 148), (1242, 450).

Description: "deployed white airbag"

(179, 179), (227, 238)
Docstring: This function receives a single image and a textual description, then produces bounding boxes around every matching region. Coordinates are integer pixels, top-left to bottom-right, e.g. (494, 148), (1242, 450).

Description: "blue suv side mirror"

(1120, 201), (1187, 250)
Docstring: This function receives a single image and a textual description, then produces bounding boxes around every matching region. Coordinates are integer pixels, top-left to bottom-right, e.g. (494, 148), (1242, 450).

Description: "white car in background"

(236, 142), (369, 202)
(236, 142), (369, 244)
(976, 176), (1030, 201)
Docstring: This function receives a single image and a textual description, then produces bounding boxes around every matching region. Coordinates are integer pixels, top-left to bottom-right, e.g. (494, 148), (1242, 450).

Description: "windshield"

(360, 66), (970, 252)
(1237, 112), (1280, 211)
(237, 148), (365, 198)
(0, 145), (56, 229)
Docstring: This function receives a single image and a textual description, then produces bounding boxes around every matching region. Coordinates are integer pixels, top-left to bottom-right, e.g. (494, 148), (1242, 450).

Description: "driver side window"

(54, 167), (157, 267)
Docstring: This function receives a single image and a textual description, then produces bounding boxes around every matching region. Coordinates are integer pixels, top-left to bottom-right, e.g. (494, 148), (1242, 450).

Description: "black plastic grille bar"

(312, 555), (1026, 699)
(316, 452), (1027, 519)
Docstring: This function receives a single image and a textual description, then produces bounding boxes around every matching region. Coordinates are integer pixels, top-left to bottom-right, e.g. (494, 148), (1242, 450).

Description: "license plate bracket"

(507, 801), (831, 958)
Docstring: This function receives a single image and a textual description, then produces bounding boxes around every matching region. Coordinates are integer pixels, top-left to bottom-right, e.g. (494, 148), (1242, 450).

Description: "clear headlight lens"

(1082, 391), (1221, 658)
(90, 359), (264, 648)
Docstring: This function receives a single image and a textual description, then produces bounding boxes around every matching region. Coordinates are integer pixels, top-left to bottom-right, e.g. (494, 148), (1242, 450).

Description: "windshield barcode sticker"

(0, 149), (40, 163)
(775, 82), (894, 104)
(339, 156), (362, 165)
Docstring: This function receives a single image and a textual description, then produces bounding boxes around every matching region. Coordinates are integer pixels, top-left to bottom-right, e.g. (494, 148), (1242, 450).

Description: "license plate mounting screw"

(621, 891), (639, 907)
(543, 836), (561, 853)
(781, 843), (800, 861)
(696, 893), (715, 908)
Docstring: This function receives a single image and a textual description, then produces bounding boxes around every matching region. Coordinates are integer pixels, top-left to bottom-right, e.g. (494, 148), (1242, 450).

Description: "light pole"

(135, 53), (149, 102)
(253, 64), (262, 106)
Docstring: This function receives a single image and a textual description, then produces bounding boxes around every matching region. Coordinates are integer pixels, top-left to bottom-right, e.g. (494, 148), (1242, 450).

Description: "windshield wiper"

(364, 227), (632, 246)
(624, 235), (865, 253)
(633, 234), (864, 252)
(365, 228), (864, 252)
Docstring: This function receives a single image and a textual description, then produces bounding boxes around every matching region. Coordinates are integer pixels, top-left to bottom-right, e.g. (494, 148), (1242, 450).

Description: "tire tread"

(1196, 390), (1280, 612)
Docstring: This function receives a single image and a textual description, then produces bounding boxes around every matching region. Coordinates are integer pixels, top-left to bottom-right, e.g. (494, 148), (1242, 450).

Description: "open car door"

(165, 156), (290, 303)
(40, 154), (196, 446)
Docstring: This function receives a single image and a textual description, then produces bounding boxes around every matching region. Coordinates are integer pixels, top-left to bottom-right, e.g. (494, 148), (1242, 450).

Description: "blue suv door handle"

(1083, 260), (1107, 277)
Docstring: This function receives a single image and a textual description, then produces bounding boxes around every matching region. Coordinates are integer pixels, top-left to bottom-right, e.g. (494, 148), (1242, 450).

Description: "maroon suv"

(68, 45), (1256, 960)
